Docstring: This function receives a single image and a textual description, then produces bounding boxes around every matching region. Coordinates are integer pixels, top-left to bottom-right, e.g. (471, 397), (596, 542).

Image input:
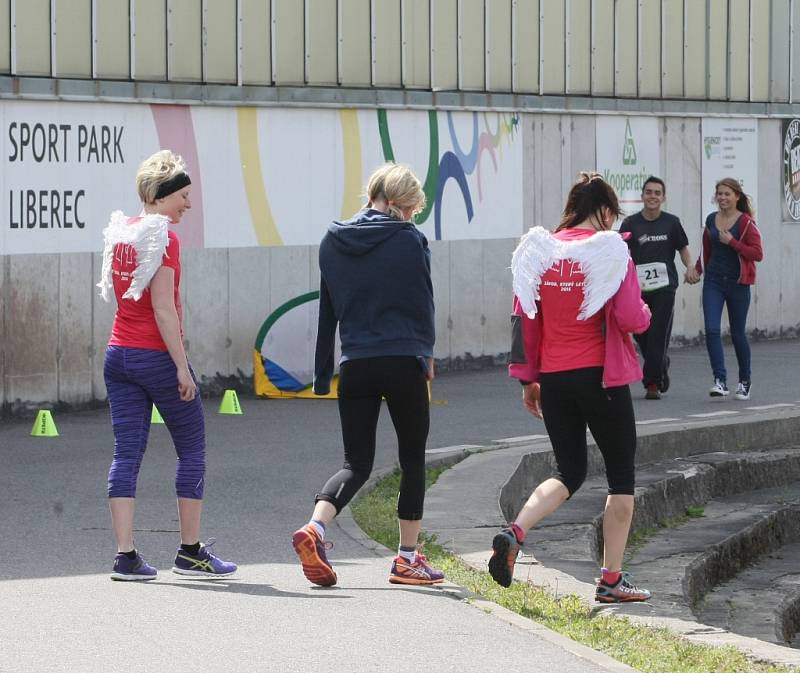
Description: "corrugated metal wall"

(1, 0), (799, 102)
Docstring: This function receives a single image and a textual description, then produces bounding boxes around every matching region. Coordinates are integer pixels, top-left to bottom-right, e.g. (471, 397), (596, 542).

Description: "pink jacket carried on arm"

(508, 228), (651, 388)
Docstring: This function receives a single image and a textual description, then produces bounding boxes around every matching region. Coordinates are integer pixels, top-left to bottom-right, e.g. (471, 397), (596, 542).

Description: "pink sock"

(510, 522), (526, 543)
(601, 568), (621, 585)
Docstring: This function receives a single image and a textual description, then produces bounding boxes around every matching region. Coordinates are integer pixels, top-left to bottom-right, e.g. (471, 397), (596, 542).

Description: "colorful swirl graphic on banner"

(378, 110), (519, 240)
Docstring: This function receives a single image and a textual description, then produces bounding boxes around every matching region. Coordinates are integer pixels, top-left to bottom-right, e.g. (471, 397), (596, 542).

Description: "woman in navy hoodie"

(291, 163), (444, 587)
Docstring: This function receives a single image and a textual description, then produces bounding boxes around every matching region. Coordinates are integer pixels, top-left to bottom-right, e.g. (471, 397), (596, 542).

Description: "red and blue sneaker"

(388, 553), (444, 585)
(172, 539), (237, 578)
(292, 525), (337, 587)
(110, 551), (157, 581)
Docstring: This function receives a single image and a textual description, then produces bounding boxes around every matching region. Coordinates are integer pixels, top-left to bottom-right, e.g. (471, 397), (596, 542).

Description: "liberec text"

(9, 189), (86, 228)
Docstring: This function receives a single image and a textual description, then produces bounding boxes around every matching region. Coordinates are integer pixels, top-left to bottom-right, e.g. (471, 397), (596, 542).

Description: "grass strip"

(350, 466), (794, 673)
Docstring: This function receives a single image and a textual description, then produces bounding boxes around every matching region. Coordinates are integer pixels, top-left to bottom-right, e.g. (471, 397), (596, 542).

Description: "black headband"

(155, 172), (192, 200)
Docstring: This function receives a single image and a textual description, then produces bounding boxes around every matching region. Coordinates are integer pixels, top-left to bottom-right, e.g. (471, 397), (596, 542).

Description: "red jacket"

(694, 213), (763, 285)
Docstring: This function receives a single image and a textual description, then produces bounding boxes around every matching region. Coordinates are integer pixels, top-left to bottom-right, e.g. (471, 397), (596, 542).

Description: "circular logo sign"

(783, 119), (800, 220)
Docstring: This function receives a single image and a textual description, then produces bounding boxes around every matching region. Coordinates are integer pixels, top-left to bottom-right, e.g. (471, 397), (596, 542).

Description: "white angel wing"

(96, 212), (170, 302)
(511, 226), (560, 318)
(568, 231), (630, 320)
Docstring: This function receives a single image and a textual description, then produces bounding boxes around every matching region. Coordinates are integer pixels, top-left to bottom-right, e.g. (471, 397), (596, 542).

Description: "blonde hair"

(365, 162), (426, 221)
(715, 177), (755, 217)
(136, 149), (188, 204)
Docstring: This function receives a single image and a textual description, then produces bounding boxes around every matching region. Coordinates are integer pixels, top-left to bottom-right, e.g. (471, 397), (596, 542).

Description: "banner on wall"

(596, 116), (660, 220)
(0, 101), (523, 256)
(700, 118), (758, 223)
(782, 118), (800, 222)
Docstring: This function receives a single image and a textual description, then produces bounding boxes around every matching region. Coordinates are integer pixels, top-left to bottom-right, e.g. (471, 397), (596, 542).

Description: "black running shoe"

(488, 528), (520, 588)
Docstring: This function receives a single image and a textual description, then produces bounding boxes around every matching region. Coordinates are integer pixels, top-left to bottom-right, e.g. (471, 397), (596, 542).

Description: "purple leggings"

(105, 346), (205, 499)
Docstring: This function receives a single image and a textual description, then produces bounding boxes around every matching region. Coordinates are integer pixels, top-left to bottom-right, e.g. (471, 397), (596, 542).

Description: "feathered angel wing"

(568, 231), (630, 320)
(510, 226), (561, 319)
(96, 213), (170, 302)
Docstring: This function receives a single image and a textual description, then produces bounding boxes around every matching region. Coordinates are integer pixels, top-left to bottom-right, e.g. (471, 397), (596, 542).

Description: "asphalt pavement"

(0, 340), (797, 672)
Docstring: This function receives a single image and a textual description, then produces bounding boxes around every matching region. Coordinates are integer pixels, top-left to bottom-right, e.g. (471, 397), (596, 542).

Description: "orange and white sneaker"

(291, 524), (337, 587)
(388, 553), (445, 585)
(595, 572), (651, 603)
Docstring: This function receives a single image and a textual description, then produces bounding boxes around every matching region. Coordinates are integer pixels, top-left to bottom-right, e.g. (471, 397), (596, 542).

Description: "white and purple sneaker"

(172, 539), (237, 578)
(110, 552), (158, 581)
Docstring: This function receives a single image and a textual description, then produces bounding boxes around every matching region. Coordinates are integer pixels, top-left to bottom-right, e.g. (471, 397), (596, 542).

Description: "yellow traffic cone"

(219, 389), (243, 415)
(151, 405), (164, 424)
(31, 410), (59, 437)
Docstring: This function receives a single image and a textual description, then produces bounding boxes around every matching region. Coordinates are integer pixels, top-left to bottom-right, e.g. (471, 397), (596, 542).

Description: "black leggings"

(316, 356), (429, 520)
(539, 367), (636, 496)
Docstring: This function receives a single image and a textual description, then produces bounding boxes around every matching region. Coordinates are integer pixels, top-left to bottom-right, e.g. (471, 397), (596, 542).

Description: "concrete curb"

(485, 411), (800, 668)
(336, 410), (800, 670)
(334, 452), (643, 673)
(501, 408), (800, 521)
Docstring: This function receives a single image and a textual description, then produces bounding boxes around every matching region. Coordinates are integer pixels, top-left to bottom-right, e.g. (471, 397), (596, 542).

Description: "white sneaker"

(709, 379), (729, 397)
(734, 381), (751, 400)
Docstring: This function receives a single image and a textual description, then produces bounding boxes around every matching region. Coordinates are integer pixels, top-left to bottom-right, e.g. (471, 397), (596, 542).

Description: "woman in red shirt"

(488, 173), (653, 603)
(98, 149), (236, 581)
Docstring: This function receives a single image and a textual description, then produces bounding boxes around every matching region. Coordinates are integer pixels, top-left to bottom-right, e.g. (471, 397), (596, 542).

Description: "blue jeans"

(702, 272), (751, 383)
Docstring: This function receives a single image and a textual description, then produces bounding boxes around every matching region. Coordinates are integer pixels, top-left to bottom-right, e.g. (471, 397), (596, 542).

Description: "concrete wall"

(2, 113), (799, 410)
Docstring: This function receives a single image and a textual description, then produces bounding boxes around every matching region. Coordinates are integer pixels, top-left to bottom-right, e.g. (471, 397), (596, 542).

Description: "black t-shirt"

(619, 211), (689, 291)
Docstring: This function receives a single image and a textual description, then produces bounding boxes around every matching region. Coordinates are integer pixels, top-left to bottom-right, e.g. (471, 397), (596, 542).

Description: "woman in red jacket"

(686, 177), (763, 400)
(488, 173), (652, 603)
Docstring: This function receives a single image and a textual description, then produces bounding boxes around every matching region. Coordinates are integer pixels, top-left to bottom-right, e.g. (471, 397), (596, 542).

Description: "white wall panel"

(513, 0), (539, 93)
(168, 0), (202, 81)
(661, 0), (683, 97)
(638, 0), (661, 98)
(205, 0), (237, 83)
(55, 0), (91, 78)
(372, 0), (402, 86)
(272, 0), (304, 84)
(486, 0), (511, 91)
(614, 0), (637, 96)
(95, 0), (130, 79)
(684, 0), (706, 98)
(133, 0), (167, 81)
(591, 0), (614, 95)
(15, 0), (51, 75)
(338, 0), (371, 86)
(305, 0), (337, 85)
(402, 0), (431, 88)
(728, 0), (750, 101)
(459, 0), (485, 90)
(540, 0), (565, 94)
(566, 0), (590, 94)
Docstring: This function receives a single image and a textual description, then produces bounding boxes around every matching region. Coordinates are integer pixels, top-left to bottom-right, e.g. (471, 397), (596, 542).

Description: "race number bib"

(636, 262), (669, 292)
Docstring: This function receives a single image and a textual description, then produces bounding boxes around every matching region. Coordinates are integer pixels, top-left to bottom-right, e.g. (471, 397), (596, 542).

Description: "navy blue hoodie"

(313, 208), (435, 395)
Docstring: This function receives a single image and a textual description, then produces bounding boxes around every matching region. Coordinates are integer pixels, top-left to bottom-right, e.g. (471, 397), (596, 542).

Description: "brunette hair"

(365, 162), (426, 221)
(556, 172), (621, 231)
(715, 177), (755, 217)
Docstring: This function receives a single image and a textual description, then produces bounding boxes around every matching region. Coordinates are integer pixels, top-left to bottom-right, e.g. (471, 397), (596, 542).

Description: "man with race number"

(619, 176), (693, 400)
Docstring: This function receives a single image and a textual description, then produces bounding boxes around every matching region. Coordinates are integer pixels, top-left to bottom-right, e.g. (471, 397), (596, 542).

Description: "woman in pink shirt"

(488, 173), (653, 603)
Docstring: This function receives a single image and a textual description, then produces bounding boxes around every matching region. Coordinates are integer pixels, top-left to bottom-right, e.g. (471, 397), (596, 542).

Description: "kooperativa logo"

(704, 136), (721, 160)
(783, 118), (800, 221)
